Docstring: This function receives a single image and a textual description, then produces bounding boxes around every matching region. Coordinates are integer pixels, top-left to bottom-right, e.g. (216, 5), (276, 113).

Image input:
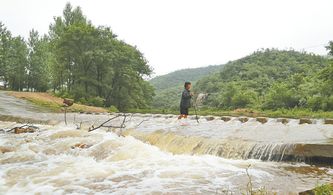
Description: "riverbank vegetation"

(128, 107), (333, 119)
(312, 183), (333, 195)
(6, 89), (333, 118)
(0, 3), (153, 111)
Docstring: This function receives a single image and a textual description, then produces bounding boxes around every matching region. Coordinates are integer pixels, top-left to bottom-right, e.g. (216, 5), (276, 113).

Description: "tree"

(0, 22), (12, 89)
(326, 41), (333, 56)
(6, 36), (28, 91)
(263, 83), (300, 109)
(47, 3), (154, 110)
(27, 30), (50, 91)
(194, 49), (331, 111)
(1, 3), (155, 110)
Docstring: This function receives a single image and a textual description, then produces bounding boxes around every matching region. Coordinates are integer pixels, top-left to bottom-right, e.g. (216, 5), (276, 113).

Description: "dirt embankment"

(8, 91), (107, 113)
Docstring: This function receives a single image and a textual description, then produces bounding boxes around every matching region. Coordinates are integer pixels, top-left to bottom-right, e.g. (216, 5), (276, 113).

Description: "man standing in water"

(178, 81), (193, 119)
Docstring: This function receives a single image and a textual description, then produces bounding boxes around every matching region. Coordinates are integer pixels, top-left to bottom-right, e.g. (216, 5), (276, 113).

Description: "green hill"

(195, 49), (332, 111)
(150, 65), (223, 108)
(148, 48), (333, 113)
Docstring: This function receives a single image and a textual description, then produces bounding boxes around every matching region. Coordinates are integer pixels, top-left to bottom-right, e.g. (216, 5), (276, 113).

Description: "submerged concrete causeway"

(0, 90), (332, 165)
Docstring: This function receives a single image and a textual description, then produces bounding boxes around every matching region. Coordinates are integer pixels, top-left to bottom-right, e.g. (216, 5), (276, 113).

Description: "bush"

(263, 83), (299, 110)
(54, 90), (73, 99)
(307, 96), (333, 111)
(108, 105), (119, 113)
(231, 91), (257, 109)
(77, 97), (87, 105)
(313, 183), (332, 195)
(307, 96), (324, 111)
(86, 96), (105, 107)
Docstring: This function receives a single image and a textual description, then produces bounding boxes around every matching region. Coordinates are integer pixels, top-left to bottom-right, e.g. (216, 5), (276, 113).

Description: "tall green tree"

(27, 30), (50, 91)
(1, 3), (155, 111)
(6, 36), (28, 91)
(48, 2), (88, 92)
(47, 3), (154, 110)
(0, 22), (12, 89)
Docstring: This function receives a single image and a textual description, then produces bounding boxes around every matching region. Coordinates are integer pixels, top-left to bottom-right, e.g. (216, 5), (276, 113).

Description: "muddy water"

(0, 92), (333, 194)
(0, 122), (332, 194)
(121, 116), (333, 163)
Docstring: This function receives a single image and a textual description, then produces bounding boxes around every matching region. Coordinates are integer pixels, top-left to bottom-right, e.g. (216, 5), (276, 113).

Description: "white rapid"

(0, 121), (332, 194)
(121, 115), (333, 164)
(0, 92), (332, 194)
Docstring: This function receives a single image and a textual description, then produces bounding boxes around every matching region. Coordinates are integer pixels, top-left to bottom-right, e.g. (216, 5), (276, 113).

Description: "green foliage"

(0, 3), (154, 111)
(263, 83), (299, 109)
(86, 97), (105, 107)
(150, 65), (222, 91)
(150, 65), (223, 108)
(195, 49), (333, 111)
(108, 105), (119, 113)
(207, 83), (257, 109)
(313, 183), (333, 195)
(0, 22), (11, 89)
(26, 30), (51, 92)
(307, 96), (333, 111)
(48, 6), (154, 111)
(231, 90), (257, 109)
(326, 41), (333, 56)
(132, 107), (333, 119)
(54, 90), (73, 99)
(151, 85), (181, 109)
(7, 36), (28, 91)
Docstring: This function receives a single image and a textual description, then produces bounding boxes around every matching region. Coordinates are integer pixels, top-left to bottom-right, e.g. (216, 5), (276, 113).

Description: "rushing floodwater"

(0, 121), (332, 194)
(0, 92), (332, 194)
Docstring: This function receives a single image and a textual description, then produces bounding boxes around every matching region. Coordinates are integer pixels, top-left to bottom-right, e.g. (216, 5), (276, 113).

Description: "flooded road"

(0, 91), (332, 194)
(0, 91), (46, 117)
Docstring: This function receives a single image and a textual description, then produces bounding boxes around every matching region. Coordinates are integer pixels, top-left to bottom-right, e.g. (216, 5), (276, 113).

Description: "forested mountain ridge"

(149, 65), (223, 108)
(150, 65), (222, 91)
(195, 49), (333, 111)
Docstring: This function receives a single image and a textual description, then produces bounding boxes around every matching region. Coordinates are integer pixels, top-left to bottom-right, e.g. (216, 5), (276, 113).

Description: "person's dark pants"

(180, 107), (189, 115)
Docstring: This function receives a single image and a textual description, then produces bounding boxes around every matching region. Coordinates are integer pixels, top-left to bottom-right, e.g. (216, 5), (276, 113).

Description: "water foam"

(1, 122), (332, 194)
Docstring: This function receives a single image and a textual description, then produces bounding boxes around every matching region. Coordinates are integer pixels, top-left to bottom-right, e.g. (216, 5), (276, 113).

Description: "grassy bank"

(128, 107), (333, 119)
(8, 91), (107, 113)
(299, 183), (333, 195)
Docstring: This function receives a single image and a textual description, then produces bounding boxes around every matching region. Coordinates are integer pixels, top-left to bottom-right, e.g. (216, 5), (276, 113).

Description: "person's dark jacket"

(180, 89), (192, 108)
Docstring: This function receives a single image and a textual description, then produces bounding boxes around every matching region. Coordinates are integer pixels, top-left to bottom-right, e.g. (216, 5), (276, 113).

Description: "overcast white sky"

(1, 0), (333, 76)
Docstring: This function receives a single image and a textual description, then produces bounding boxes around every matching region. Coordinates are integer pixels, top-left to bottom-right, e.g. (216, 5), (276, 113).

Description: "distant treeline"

(195, 48), (333, 111)
(149, 65), (222, 109)
(0, 3), (154, 111)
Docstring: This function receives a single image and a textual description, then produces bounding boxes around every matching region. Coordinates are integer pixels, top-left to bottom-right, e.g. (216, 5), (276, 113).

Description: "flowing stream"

(1, 121), (332, 194)
(0, 92), (332, 194)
